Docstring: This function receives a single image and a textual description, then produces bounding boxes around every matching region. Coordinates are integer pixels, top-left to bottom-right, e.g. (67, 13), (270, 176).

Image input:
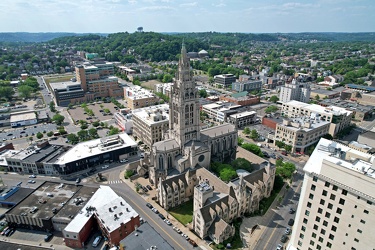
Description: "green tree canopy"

(36, 132), (43, 139)
(52, 114), (65, 125)
(243, 127), (251, 135)
(67, 133), (79, 144)
(265, 105), (278, 113)
(231, 158), (253, 172)
(199, 89), (208, 98)
(0, 86), (14, 100)
(250, 129), (259, 140)
(241, 143), (264, 157)
(269, 95), (279, 103)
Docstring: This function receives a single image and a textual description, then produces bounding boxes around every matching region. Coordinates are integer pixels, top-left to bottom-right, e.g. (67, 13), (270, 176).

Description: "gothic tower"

(169, 43), (201, 146)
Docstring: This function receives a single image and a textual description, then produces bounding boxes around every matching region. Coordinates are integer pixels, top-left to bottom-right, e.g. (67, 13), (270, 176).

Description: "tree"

(231, 158), (253, 172)
(18, 85), (33, 99)
(162, 74), (173, 83)
(68, 103), (74, 109)
(108, 127), (120, 135)
(265, 105), (278, 113)
(88, 128), (98, 138)
(47, 131), (54, 137)
(315, 95), (320, 100)
(77, 130), (88, 141)
(241, 143), (263, 157)
(250, 129), (259, 140)
(269, 95), (279, 103)
(220, 167), (237, 182)
(67, 133), (79, 144)
(36, 132), (43, 139)
(275, 140), (285, 149)
(0, 86), (14, 100)
(52, 114), (65, 125)
(92, 121), (100, 127)
(199, 89), (208, 98)
(284, 145), (292, 153)
(49, 101), (56, 112)
(243, 127), (251, 135)
(103, 108), (111, 114)
(238, 137), (244, 146)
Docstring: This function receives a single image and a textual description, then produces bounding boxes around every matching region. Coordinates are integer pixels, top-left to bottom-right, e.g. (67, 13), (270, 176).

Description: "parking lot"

(68, 102), (120, 124)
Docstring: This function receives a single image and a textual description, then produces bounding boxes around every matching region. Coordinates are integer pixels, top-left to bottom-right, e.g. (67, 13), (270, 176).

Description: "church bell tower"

(169, 43), (201, 146)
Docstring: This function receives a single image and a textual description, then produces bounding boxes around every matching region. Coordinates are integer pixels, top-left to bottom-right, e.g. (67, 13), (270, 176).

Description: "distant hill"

(275, 32), (375, 42)
(0, 32), (108, 43)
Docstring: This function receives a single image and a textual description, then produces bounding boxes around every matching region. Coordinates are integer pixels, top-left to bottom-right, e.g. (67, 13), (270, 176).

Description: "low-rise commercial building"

(228, 111), (258, 128)
(214, 74), (236, 88)
(202, 102), (242, 122)
(358, 131), (375, 148)
(310, 88), (340, 100)
(124, 86), (158, 110)
(132, 104), (169, 148)
(232, 80), (262, 93)
(50, 81), (88, 106)
(281, 100), (352, 137)
(10, 112), (37, 128)
(274, 117), (330, 153)
(219, 92), (260, 106)
(113, 109), (133, 134)
(318, 99), (373, 121)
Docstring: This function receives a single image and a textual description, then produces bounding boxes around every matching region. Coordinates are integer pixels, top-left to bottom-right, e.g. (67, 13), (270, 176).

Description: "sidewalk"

(119, 170), (213, 250)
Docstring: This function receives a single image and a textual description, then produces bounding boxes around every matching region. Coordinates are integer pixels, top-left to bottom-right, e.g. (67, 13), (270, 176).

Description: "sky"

(0, 0), (374, 33)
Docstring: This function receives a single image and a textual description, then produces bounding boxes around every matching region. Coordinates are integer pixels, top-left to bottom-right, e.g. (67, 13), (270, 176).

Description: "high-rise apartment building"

(288, 138), (375, 250)
(279, 79), (311, 103)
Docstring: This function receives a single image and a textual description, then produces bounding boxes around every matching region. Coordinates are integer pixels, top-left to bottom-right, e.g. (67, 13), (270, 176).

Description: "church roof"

(153, 138), (179, 151)
(201, 123), (236, 138)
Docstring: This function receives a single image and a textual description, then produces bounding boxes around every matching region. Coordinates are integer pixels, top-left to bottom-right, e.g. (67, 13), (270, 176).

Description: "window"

(312, 232), (317, 238)
(367, 200), (372, 205)
(303, 218), (308, 224)
(300, 233), (304, 239)
(360, 219), (366, 224)
(332, 185), (338, 191)
(325, 181), (330, 187)
(334, 217), (340, 223)
(298, 241), (302, 246)
(325, 212), (331, 218)
(354, 238), (359, 243)
(317, 245), (322, 250)
(320, 199), (325, 205)
(322, 190), (327, 196)
(310, 240), (315, 246)
(330, 194), (336, 200)
(316, 216), (321, 222)
(331, 225), (337, 232)
(328, 203), (333, 209)
(357, 229), (362, 233)
(311, 184), (316, 191)
(339, 198), (345, 205)
(309, 193), (314, 199)
(329, 234), (334, 240)
(301, 225), (306, 232)
(313, 224), (318, 230)
(336, 208), (342, 214)
(342, 189), (348, 195)
(364, 210), (369, 214)
(321, 229), (326, 235)
(305, 210), (310, 216)
(318, 208), (323, 214)
(327, 242), (332, 248)
(319, 237), (324, 242)
(307, 202), (312, 208)
(313, 176), (318, 182)
(323, 220), (328, 227)
(348, 224), (351, 228)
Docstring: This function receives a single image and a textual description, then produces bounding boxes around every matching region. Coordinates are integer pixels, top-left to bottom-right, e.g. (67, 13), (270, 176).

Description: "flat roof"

(132, 104), (169, 126)
(10, 112), (36, 123)
(120, 222), (174, 250)
(11, 144), (68, 162)
(278, 117), (330, 132)
(55, 133), (137, 165)
(346, 84), (375, 92)
(7, 181), (81, 219)
(311, 89), (339, 95)
(0, 187), (34, 205)
(229, 111), (257, 118)
(0, 242), (50, 250)
(50, 81), (81, 90)
(64, 186), (138, 234)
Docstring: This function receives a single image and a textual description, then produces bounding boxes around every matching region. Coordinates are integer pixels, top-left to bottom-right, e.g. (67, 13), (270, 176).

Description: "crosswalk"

(108, 180), (123, 184)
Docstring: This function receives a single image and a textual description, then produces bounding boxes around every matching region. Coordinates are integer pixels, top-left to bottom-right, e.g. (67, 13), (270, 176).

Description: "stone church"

(148, 44), (238, 188)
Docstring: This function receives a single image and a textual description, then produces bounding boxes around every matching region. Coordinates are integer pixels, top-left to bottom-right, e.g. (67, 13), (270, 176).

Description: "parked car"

(120, 159), (129, 163)
(285, 227), (291, 235)
(146, 203), (153, 209)
(92, 235), (102, 247)
(1, 227), (9, 235)
(276, 244), (283, 250)
(288, 219), (294, 226)
(28, 180), (36, 184)
(152, 208), (159, 214)
(158, 214), (165, 220)
(281, 151), (288, 156)
(262, 151), (269, 158)
(188, 239), (197, 247)
(102, 165), (109, 169)
(280, 234), (288, 243)
(44, 233), (53, 242)
(29, 175), (36, 178)
(164, 219), (172, 225)
(173, 226), (182, 234)
(7, 229), (15, 237)
(146, 185), (152, 190)
(289, 208), (295, 214)
(76, 178), (81, 184)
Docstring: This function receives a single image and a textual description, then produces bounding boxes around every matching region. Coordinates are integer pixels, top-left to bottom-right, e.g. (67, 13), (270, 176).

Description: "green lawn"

(169, 200), (193, 225)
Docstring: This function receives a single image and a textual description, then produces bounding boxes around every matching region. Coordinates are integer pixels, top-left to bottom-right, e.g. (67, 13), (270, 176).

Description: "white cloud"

(179, 2), (197, 7)
(138, 5), (175, 11)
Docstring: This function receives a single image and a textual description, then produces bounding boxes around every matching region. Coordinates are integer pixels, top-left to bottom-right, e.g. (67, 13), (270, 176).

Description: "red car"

(281, 151), (287, 156)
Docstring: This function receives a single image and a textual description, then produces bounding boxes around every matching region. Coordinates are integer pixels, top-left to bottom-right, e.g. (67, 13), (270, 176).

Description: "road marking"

(113, 187), (187, 250)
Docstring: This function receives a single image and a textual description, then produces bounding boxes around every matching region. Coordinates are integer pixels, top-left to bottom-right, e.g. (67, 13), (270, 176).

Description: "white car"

(276, 244), (283, 250)
(29, 175), (36, 178)
(28, 180), (36, 184)
(102, 165), (109, 169)
(164, 219), (172, 225)
(120, 159), (129, 163)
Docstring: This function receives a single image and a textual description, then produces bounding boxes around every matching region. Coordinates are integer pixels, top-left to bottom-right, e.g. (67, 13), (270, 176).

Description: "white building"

(10, 112), (37, 127)
(281, 100), (352, 137)
(132, 104), (169, 148)
(279, 79), (311, 103)
(124, 86), (158, 110)
(288, 138), (375, 250)
(228, 111), (258, 128)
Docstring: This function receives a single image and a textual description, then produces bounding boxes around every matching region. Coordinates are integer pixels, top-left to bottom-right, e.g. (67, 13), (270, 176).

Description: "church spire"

(179, 42), (189, 72)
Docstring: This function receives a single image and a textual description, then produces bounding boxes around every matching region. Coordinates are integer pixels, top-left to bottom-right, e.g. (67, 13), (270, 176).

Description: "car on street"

(280, 234), (288, 243)
(76, 178), (81, 184)
(28, 180), (36, 184)
(158, 214), (165, 220)
(152, 208), (159, 214)
(281, 151), (288, 156)
(44, 233), (53, 242)
(189, 239), (197, 247)
(289, 208), (295, 214)
(262, 151), (269, 158)
(120, 159), (128, 163)
(288, 219), (294, 226)
(285, 227), (291, 235)
(276, 244), (283, 250)
(102, 165), (109, 169)
(29, 175), (36, 178)
(270, 153), (277, 159)
(164, 219), (172, 225)
(146, 203), (153, 209)
(173, 226), (182, 234)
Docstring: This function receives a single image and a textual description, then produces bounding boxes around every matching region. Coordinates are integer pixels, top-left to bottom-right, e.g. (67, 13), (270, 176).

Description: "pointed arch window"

(168, 155), (172, 169)
(159, 155), (164, 170)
